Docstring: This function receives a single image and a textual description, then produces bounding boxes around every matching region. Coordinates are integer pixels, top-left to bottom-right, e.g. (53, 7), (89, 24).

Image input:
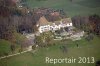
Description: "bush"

(32, 45), (36, 50)
(60, 45), (68, 53)
(19, 48), (23, 53)
(85, 33), (94, 41)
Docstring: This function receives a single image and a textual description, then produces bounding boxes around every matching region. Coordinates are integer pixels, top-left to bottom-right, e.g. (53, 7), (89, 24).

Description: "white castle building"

(36, 16), (73, 33)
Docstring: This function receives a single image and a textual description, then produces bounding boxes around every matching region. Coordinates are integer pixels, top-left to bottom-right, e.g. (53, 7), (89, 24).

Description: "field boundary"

(0, 50), (36, 60)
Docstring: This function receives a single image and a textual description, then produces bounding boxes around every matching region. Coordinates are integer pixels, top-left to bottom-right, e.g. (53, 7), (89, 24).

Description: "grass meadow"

(0, 36), (100, 66)
(26, 0), (100, 17)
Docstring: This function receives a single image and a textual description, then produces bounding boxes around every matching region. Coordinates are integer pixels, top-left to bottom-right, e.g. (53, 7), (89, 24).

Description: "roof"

(54, 21), (61, 25)
(12, 0), (20, 3)
(37, 17), (72, 26)
(50, 12), (60, 16)
(61, 18), (72, 24)
(37, 16), (53, 26)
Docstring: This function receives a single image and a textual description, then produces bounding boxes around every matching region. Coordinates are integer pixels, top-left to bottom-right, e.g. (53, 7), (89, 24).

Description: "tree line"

(72, 14), (100, 35)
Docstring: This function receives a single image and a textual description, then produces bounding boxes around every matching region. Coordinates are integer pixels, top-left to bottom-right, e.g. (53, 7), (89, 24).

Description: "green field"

(0, 33), (27, 57)
(25, 0), (100, 17)
(0, 36), (100, 66)
(0, 39), (11, 56)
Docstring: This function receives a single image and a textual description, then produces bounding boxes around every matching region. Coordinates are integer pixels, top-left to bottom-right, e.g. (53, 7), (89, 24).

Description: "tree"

(0, 0), (16, 41)
(35, 35), (44, 47)
(35, 31), (54, 47)
(89, 14), (100, 35)
(72, 15), (100, 35)
(32, 45), (36, 50)
(85, 33), (94, 41)
(60, 45), (67, 53)
(21, 38), (33, 49)
(0, 16), (15, 41)
(15, 15), (34, 33)
(10, 44), (16, 53)
(41, 32), (54, 46)
(0, 0), (16, 17)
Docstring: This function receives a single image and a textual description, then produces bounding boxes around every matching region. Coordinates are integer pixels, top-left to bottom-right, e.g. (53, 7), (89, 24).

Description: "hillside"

(0, 36), (100, 66)
(25, 0), (100, 17)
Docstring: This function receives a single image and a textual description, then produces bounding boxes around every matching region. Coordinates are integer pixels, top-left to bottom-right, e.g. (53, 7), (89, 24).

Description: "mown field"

(0, 36), (100, 66)
(25, 0), (100, 17)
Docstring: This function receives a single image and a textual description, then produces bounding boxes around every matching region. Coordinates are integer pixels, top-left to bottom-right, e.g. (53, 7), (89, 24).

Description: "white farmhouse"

(36, 16), (73, 33)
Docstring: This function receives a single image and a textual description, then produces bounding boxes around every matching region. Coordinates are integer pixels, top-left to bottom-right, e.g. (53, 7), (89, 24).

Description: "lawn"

(0, 36), (100, 66)
(25, 0), (100, 17)
(0, 39), (11, 56)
